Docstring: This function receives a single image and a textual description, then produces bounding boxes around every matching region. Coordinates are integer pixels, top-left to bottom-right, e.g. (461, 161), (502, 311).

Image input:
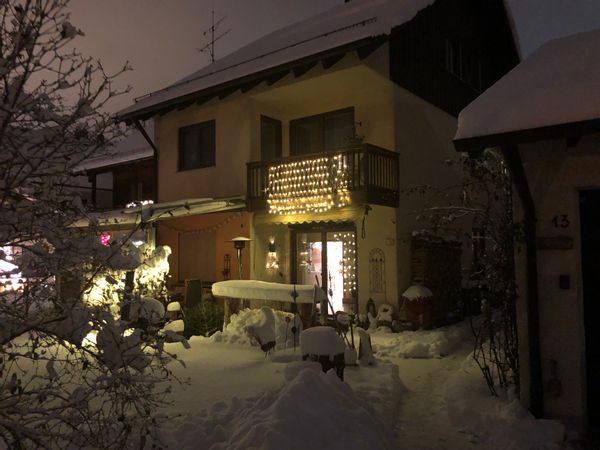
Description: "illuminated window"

(178, 120), (216, 171)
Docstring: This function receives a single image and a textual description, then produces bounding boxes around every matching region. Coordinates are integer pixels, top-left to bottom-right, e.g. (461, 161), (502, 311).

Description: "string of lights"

(333, 231), (357, 298)
(158, 212), (243, 234)
(267, 154), (351, 215)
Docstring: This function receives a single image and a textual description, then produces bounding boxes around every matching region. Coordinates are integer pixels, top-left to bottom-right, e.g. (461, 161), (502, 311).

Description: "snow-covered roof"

(73, 196), (245, 228)
(118, 0), (435, 121)
(455, 29), (600, 150)
(75, 126), (154, 173)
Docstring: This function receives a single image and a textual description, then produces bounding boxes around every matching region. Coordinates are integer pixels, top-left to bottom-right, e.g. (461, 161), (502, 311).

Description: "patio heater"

(228, 236), (252, 279)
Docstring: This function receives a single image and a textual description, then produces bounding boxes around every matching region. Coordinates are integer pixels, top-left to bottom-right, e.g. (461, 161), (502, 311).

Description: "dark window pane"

(290, 108), (354, 156)
(178, 120), (216, 171)
(324, 109), (354, 151)
(261, 116), (282, 161)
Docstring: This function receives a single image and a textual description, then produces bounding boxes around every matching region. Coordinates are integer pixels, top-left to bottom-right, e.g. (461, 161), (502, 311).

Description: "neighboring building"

(455, 29), (600, 434)
(117, 0), (518, 316)
(74, 126), (156, 211)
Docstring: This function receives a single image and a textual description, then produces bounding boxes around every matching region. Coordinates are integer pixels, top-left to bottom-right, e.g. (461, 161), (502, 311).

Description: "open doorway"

(579, 189), (600, 430)
(291, 223), (357, 313)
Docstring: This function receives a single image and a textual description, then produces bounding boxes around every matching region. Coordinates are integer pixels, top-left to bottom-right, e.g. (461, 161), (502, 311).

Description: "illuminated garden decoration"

(84, 244), (172, 318)
(267, 154), (351, 215)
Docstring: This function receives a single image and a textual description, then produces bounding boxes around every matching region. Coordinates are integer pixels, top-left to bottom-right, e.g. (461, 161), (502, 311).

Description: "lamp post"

(228, 236), (252, 279)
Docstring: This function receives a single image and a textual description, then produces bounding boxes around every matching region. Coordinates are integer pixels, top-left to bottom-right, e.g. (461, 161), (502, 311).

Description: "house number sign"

(552, 214), (569, 229)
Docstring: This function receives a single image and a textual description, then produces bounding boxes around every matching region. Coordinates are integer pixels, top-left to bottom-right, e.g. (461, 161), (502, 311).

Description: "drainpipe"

(500, 144), (543, 419)
(133, 120), (159, 204)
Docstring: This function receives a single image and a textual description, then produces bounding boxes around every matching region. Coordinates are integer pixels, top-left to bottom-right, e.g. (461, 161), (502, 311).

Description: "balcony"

(247, 144), (399, 213)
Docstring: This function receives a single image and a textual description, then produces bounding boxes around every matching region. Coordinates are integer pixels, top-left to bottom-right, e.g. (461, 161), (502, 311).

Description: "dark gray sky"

(67, 0), (600, 113)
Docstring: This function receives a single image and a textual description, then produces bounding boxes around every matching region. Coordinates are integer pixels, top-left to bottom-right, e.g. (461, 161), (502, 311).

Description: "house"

(75, 126), (156, 212)
(117, 0), (518, 320)
(454, 29), (600, 434)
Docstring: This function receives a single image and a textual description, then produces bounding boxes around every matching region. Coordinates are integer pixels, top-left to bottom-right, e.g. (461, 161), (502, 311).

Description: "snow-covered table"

(212, 280), (325, 304)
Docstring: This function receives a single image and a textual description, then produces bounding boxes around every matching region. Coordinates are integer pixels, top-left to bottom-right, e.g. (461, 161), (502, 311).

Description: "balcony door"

(291, 223), (357, 313)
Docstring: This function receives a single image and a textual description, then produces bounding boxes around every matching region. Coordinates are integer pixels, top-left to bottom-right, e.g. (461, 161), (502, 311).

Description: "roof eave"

(454, 117), (600, 154)
(117, 36), (388, 124)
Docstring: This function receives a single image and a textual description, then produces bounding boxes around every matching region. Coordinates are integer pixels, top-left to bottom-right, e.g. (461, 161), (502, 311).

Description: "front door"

(291, 223), (357, 313)
(579, 189), (600, 430)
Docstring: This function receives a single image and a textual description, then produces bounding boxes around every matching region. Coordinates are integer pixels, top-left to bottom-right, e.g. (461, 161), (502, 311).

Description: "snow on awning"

(118, 0), (434, 121)
(73, 197), (246, 229)
(455, 29), (600, 152)
(212, 280), (326, 304)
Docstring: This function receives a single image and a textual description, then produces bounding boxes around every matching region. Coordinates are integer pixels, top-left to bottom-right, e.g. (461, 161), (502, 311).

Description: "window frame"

(178, 120), (216, 172)
(260, 115), (282, 162)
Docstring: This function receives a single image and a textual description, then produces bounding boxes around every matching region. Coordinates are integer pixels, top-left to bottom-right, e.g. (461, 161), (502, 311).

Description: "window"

(290, 108), (354, 156)
(444, 39), (482, 92)
(178, 120), (216, 171)
(260, 115), (282, 161)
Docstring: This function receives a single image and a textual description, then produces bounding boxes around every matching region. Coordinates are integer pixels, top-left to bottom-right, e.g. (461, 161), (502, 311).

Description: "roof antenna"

(197, 9), (231, 63)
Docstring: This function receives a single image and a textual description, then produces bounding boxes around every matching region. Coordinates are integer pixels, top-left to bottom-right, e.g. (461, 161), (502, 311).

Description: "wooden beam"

(265, 69), (289, 86)
(196, 95), (214, 106)
(356, 38), (385, 60)
(176, 99), (195, 111)
(292, 61), (317, 78)
(240, 79), (263, 93)
(218, 86), (239, 100)
(321, 53), (344, 70)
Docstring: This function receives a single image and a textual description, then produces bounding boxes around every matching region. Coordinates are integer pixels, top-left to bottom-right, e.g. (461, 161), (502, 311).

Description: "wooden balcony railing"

(247, 144), (399, 212)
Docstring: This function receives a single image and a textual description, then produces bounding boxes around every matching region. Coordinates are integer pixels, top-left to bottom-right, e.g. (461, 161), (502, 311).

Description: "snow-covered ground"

(156, 310), (569, 450)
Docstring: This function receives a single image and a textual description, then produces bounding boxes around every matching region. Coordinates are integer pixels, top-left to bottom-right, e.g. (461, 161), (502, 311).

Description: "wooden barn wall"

(389, 0), (519, 117)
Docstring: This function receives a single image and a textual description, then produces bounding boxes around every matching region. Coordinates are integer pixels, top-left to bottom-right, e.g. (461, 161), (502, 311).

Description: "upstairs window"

(178, 120), (216, 171)
(290, 108), (354, 156)
(445, 39), (482, 92)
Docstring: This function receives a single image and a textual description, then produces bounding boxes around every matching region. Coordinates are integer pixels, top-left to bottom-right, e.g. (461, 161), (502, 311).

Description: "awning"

(253, 205), (362, 226)
(73, 197), (246, 229)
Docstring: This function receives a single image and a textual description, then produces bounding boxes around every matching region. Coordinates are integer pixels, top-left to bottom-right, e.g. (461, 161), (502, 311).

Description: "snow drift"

(160, 366), (394, 450)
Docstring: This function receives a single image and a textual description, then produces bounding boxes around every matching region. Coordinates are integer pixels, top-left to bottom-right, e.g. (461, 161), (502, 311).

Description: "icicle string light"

(266, 154), (351, 215)
(333, 231), (357, 298)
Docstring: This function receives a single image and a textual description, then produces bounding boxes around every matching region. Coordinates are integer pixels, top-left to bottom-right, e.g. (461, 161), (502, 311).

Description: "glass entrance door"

(293, 225), (356, 313)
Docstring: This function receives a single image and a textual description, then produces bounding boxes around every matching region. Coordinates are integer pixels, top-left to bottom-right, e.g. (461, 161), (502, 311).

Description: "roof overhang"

(117, 36), (387, 123)
(454, 117), (600, 155)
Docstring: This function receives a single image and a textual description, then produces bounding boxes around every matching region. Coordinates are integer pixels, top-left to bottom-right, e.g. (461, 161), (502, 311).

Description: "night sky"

(67, 0), (600, 113)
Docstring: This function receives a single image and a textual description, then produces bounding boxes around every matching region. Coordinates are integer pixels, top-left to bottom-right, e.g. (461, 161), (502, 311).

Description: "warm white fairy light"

(266, 154), (350, 215)
(333, 232), (357, 298)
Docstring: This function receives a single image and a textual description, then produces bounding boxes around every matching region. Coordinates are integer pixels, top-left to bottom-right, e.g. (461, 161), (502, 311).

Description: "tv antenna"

(197, 9), (231, 63)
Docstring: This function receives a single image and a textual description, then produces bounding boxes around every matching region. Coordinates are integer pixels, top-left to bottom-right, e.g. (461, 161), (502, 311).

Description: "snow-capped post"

(0, 1), (183, 447)
(300, 327), (346, 380)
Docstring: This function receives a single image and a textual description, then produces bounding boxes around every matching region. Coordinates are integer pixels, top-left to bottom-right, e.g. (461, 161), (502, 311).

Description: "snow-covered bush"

(184, 301), (224, 338)
(0, 2), (182, 448)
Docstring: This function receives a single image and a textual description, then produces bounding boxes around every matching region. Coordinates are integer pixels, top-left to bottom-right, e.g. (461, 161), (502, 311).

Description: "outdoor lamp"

(131, 229), (147, 247)
(228, 236), (252, 279)
(266, 237), (279, 271)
